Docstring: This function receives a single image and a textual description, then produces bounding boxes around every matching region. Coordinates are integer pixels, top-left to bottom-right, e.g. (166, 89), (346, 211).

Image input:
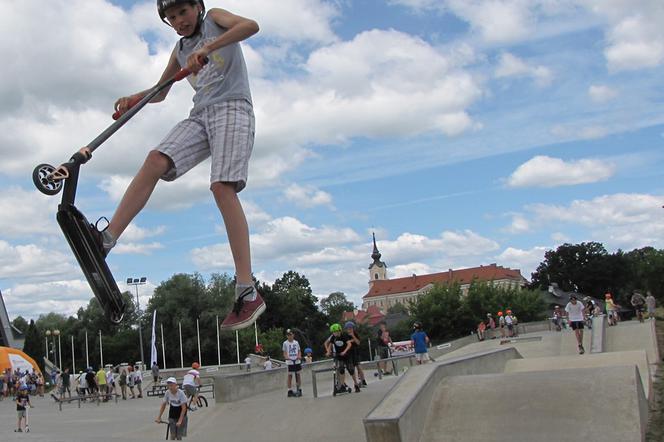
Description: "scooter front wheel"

(32, 163), (63, 196)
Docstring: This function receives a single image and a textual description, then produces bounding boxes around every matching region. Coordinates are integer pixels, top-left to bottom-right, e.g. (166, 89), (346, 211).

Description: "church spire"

(371, 232), (382, 263)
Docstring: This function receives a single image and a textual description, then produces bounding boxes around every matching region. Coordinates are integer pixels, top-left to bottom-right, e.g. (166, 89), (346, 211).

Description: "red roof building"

(341, 305), (385, 327)
(361, 235), (526, 313)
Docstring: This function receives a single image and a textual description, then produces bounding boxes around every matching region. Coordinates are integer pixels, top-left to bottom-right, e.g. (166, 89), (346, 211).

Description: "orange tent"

(0, 347), (42, 376)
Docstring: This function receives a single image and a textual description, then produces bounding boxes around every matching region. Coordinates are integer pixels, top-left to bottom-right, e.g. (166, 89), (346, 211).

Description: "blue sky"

(1, 0), (663, 319)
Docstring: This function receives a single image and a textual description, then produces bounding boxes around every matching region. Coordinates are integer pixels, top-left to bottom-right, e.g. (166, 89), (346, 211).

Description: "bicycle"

(186, 386), (208, 411)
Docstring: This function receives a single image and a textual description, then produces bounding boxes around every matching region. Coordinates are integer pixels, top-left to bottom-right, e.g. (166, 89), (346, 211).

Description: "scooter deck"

(57, 204), (126, 323)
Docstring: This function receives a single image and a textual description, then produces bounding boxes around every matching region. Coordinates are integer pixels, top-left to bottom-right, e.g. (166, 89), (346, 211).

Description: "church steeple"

(368, 232), (387, 283)
(371, 232), (382, 263)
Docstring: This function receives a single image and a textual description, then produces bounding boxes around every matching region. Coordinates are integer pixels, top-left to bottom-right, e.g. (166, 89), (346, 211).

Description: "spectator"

(410, 322), (430, 364)
(244, 356), (252, 372)
(263, 356), (273, 370)
(497, 311), (506, 338)
(375, 322), (393, 376)
(303, 348), (313, 364)
(282, 329), (303, 397)
(127, 366), (136, 399)
(605, 293), (618, 326)
(477, 321), (486, 341)
(646, 292), (657, 320)
(60, 368), (71, 399)
(134, 365), (144, 398)
(106, 366), (116, 396)
(631, 291), (646, 323)
(151, 362), (160, 391)
(505, 309), (514, 337)
(118, 368), (128, 400)
(96, 366), (108, 401)
(77, 371), (87, 399)
(85, 368), (97, 396)
(486, 313), (496, 339)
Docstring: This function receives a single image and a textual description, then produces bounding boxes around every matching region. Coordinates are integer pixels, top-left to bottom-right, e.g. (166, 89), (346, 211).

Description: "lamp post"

(127, 276), (147, 366)
(46, 329), (60, 370)
(55, 329), (62, 370)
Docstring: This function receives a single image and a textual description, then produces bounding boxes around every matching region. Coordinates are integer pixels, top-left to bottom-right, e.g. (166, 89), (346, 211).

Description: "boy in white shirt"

(282, 329), (302, 397)
(565, 295), (586, 354)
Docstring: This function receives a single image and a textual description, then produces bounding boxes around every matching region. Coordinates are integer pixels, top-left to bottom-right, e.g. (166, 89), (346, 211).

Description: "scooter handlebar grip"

(173, 56), (209, 81)
(112, 95), (143, 120)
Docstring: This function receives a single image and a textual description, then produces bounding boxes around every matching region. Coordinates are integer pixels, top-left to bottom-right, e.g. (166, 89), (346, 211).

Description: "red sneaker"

(220, 291), (266, 331)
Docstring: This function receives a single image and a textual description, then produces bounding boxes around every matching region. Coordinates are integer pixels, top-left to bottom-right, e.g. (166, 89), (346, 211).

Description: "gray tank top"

(176, 14), (252, 114)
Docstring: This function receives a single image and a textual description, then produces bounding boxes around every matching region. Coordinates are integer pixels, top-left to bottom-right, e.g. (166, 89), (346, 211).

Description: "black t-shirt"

(16, 393), (29, 411)
(330, 333), (352, 358)
(85, 372), (96, 387)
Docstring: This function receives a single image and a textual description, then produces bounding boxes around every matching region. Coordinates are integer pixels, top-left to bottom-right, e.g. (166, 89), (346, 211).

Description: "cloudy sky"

(1, 0), (663, 319)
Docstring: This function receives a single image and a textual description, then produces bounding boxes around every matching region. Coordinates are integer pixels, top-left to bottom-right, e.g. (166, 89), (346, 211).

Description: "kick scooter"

(32, 62), (204, 323)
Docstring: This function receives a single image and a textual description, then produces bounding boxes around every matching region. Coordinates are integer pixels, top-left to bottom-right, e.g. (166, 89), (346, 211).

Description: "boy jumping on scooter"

(92, 0), (263, 331)
(325, 324), (361, 394)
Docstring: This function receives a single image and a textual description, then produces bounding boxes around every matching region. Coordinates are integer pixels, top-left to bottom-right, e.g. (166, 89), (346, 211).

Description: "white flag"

(150, 310), (158, 368)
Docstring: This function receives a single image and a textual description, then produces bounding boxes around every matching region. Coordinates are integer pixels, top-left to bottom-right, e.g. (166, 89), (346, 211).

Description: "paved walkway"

(0, 374), (399, 441)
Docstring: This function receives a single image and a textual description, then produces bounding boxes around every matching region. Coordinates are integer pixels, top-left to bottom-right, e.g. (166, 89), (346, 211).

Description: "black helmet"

(413, 321), (422, 329)
(157, 0), (205, 25)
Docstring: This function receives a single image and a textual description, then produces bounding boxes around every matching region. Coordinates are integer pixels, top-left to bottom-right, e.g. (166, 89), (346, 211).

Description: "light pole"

(46, 329), (60, 370)
(56, 330), (62, 370)
(127, 277), (147, 366)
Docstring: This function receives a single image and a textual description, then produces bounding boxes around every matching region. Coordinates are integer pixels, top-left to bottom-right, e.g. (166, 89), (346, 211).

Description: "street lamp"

(45, 329), (60, 370)
(127, 276), (147, 366)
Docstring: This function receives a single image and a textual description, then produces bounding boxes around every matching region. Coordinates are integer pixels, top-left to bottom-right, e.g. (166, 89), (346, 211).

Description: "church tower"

(368, 233), (387, 284)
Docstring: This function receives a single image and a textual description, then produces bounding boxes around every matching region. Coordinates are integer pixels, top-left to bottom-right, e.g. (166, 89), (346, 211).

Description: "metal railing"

(53, 393), (121, 411)
(146, 377), (215, 399)
(311, 354), (419, 398)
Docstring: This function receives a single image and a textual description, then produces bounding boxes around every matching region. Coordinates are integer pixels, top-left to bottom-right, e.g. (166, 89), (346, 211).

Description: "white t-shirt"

(505, 315), (513, 325)
(264, 360), (273, 370)
(282, 339), (301, 362)
(244, 357), (251, 366)
(163, 388), (188, 407)
(183, 370), (199, 387)
(565, 302), (585, 322)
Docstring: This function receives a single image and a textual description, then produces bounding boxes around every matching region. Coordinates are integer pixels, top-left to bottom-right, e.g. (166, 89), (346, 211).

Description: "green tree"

(409, 283), (469, 341)
(11, 316), (28, 334)
(387, 303), (410, 315)
(22, 319), (44, 371)
(320, 292), (355, 322)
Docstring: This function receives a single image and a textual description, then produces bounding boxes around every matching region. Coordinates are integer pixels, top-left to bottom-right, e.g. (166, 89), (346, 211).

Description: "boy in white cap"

(156, 377), (187, 440)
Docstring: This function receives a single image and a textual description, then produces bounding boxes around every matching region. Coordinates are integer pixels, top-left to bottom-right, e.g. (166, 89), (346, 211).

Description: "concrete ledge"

(363, 347), (522, 442)
(213, 359), (335, 403)
(590, 314), (607, 353)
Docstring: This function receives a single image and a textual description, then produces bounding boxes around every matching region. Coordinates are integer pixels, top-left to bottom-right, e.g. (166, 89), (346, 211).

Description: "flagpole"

(254, 321), (258, 346)
(160, 323), (166, 369)
(235, 330), (240, 365)
(71, 335), (75, 374)
(99, 330), (103, 367)
(216, 315), (221, 367)
(85, 330), (89, 368)
(179, 321), (184, 369)
(196, 318), (202, 365)
(150, 310), (158, 369)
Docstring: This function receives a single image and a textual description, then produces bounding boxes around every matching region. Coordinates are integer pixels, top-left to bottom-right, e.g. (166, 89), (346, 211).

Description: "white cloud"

(113, 242), (164, 255)
(507, 156), (615, 188)
(517, 193), (664, 249)
(496, 246), (548, 279)
(284, 183), (334, 209)
(0, 241), (77, 281)
(588, 84), (618, 103)
(505, 214), (531, 233)
(495, 52), (553, 86)
(121, 224), (166, 242)
(0, 187), (59, 239)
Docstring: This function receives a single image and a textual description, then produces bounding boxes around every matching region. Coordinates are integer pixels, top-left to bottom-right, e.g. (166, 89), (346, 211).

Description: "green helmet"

(329, 323), (342, 333)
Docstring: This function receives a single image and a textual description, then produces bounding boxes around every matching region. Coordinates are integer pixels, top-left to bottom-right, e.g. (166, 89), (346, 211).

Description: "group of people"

(477, 310), (519, 341)
(52, 364), (144, 401)
(1, 368), (45, 399)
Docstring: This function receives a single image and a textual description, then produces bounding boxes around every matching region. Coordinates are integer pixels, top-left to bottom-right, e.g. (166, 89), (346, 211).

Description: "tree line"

(14, 242), (663, 370)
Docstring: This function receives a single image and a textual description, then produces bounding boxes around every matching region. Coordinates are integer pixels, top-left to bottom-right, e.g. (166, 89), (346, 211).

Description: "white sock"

(235, 284), (257, 302)
(102, 230), (117, 250)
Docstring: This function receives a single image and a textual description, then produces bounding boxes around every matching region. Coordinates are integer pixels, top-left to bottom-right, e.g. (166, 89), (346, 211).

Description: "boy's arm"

(186, 8), (259, 73)
(156, 402), (166, 421)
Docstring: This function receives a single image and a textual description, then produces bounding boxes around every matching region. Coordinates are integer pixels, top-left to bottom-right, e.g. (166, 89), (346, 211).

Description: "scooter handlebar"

(111, 57), (207, 120)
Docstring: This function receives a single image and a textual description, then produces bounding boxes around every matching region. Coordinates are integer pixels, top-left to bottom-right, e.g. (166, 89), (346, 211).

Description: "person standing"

(85, 368), (97, 396)
(77, 371), (87, 400)
(118, 368), (128, 400)
(282, 329), (302, 397)
(345, 322), (367, 387)
(134, 365), (144, 398)
(605, 293), (618, 326)
(631, 291), (647, 322)
(375, 322), (393, 376)
(646, 292), (657, 320)
(486, 313), (496, 339)
(263, 357), (273, 370)
(565, 295), (586, 354)
(60, 368), (71, 399)
(96, 366), (108, 401)
(497, 311), (506, 338)
(127, 366), (136, 399)
(151, 362), (160, 392)
(244, 356), (252, 372)
(410, 322), (430, 365)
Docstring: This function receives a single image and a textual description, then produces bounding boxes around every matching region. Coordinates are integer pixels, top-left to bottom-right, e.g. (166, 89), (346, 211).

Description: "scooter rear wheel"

(32, 163), (63, 196)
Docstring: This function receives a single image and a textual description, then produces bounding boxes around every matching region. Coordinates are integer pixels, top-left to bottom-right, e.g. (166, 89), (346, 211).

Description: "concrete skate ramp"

(364, 347), (521, 442)
(607, 320), (660, 364)
(419, 365), (648, 442)
(504, 349), (652, 399)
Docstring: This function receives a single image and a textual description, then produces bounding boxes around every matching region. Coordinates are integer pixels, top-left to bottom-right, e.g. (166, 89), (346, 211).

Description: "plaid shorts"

(157, 99), (255, 192)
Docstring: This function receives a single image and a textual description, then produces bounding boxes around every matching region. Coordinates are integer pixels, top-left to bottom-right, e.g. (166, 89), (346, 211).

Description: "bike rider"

(182, 362), (201, 410)
(631, 291), (647, 323)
